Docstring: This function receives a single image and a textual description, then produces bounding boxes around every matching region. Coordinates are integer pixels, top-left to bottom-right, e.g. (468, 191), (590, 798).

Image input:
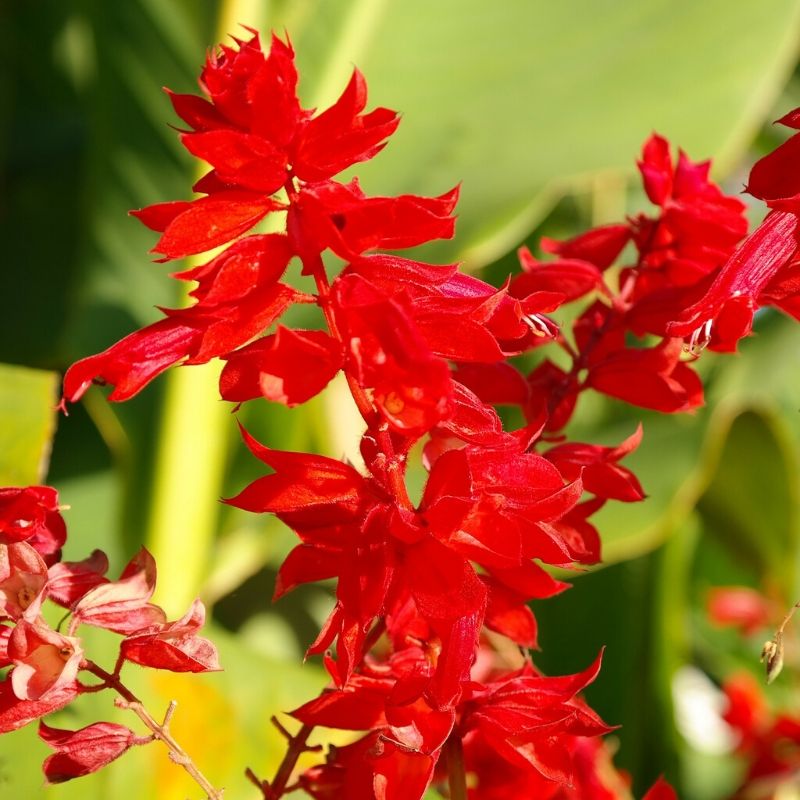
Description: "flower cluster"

(722, 671), (800, 797)
(48, 29), (800, 799)
(0, 486), (220, 785)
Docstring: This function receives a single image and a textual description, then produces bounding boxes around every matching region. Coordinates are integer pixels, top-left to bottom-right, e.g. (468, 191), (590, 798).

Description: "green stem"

(445, 734), (468, 800)
(144, 0), (273, 615)
(145, 360), (229, 616)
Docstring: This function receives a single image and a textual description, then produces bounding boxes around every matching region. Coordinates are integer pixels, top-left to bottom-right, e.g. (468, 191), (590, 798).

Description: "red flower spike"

(47, 549), (110, 608)
(0, 486), (66, 563)
(0, 542), (49, 622)
(71, 547), (166, 635)
(120, 599), (221, 673)
(220, 326), (344, 405)
(0, 678), (80, 733)
(8, 621), (83, 701)
(39, 721), (140, 784)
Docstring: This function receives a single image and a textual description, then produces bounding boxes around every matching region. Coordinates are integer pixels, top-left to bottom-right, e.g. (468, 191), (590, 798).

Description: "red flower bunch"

(0, 486), (220, 787)
(42, 27), (800, 799)
(722, 672), (800, 797)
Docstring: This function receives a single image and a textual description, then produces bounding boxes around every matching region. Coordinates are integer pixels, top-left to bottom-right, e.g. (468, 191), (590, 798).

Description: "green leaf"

(697, 407), (799, 597)
(283, 0), (800, 267)
(0, 362), (59, 485)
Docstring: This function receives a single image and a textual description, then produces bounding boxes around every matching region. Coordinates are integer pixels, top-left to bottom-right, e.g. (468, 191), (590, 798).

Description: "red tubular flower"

(666, 210), (799, 351)
(459, 654), (611, 784)
(0, 486), (66, 563)
(0, 542), (49, 621)
(8, 621), (83, 701)
(332, 274), (453, 435)
(39, 721), (140, 784)
(219, 326), (344, 405)
(544, 425), (645, 502)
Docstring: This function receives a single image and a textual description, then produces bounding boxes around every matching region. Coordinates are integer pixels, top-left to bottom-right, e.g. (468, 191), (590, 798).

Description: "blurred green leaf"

(0, 362), (59, 485)
(283, 0), (800, 267)
(697, 408), (798, 597)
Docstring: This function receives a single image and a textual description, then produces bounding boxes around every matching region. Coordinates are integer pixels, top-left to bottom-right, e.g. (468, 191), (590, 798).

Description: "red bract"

(120, 599), (220, 673)
(71, 548), (167, 634)
(544, 425), (644, 503)
(332, 274), (453, 435)
(299, 731), (435, 800)
(39, 721), (140, 783)
(47, 549), (109, 608)
(0, 678), (80, 733)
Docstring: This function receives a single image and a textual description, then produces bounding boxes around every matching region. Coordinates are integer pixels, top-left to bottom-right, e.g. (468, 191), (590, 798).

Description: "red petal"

(62, 318), (203, 403)
(220, 327), (344, 405)
(153, 192), (280, 259)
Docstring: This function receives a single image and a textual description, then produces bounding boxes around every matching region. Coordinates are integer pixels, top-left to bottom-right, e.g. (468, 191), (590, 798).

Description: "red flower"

(120, 599), (220, 673)
(0, 542), (49, 622)
(707, 586), (773, 636)
(39, 721), (141, 783)
(71, 548), (167, 634)
(0, 486), (66, 563)
(0, 677), (79, 734)
(8, 621), (83, 701)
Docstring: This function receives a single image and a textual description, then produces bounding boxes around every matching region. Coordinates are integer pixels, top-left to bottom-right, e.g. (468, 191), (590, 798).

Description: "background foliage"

(4, 1), (800, 796)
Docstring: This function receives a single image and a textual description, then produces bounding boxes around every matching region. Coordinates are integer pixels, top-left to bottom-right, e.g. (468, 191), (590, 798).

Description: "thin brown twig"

(83, 661), (224, 799)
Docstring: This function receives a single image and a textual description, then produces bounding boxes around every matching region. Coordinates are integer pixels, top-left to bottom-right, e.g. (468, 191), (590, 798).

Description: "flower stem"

(303, 248), (413, 510)
(265, 722), (315, 798)
(84, 661), (224, 800)
(445, 733), (468, 800)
